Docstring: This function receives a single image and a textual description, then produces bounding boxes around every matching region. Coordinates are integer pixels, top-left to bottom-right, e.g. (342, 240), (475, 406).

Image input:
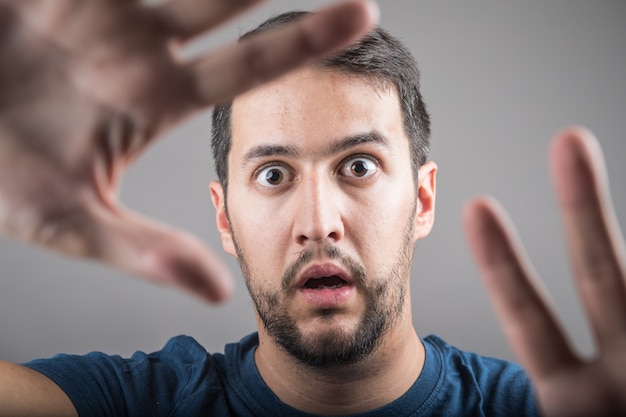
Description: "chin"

(269, 309), (389, 369)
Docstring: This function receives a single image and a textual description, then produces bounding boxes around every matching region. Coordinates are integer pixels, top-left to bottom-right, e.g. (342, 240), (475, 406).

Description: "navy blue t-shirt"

(24, 333), (539, 416)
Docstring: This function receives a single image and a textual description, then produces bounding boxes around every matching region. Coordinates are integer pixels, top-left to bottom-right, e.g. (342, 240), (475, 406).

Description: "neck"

(254, 311), (425, 416)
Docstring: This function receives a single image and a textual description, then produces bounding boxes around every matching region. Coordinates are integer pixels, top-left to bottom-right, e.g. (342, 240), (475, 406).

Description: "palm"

(0, 0), (377, 301)
(537, 361), (626, 417)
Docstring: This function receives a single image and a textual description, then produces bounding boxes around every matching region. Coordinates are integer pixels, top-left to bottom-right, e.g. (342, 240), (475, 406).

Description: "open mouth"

(303, 275), (348, 290)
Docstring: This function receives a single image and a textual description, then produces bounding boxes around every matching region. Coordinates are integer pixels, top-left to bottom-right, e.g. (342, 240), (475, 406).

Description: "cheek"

(358, 180), (414, 228)
(229, 195), (292, 269)
(347, 187), (415, 262)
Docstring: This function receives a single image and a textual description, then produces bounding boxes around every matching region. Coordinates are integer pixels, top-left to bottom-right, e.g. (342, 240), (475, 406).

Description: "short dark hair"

(211, 11), (431, 189)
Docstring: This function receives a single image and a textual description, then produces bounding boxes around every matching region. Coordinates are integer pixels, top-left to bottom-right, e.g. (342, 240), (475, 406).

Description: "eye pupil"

(351, 161), (368, 177)
(265, 169), (283, 184)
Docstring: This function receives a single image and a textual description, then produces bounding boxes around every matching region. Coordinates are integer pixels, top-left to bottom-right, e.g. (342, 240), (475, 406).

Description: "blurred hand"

(464, 127), (626, 416)
(0, 0), (378, 302)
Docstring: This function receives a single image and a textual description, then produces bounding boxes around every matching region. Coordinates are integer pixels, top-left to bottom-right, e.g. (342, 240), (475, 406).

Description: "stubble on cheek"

(234, 239), (405, 368)
(229, 197), (416, 368)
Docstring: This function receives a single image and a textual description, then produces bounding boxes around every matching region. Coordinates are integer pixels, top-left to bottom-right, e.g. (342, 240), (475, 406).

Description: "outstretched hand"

(0, 0), (378, 302)
(464, 128), (626, 416)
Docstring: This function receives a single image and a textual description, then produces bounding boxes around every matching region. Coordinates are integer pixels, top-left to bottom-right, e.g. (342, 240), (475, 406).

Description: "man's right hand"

(0, 0), (378, 303)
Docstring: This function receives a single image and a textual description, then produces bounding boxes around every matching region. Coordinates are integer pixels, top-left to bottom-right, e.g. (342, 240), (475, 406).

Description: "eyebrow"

(240, 131), (390, 167)
(327, 131), (390, 155)
(242, 144), (299, 165)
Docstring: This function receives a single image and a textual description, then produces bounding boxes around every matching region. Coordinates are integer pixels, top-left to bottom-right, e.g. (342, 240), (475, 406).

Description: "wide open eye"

(339, 156), (379, 179)
(255, 165), (293, 187)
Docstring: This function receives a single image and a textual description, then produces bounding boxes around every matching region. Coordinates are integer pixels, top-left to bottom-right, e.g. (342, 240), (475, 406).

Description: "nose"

(292, 173), (344, 246)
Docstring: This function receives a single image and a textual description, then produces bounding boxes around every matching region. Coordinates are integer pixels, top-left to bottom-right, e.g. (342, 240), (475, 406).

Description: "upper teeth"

(317, 283), (344, 289)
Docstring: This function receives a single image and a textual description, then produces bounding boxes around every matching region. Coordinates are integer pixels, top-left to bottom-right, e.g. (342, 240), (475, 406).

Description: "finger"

(156, 0), (265, 41)
(550, 127), (626, 352)
(45, 199), (234, 304)
(463, 198), (579, 379)
(188, 0), (379, 106)
(101, 206), (234, 303)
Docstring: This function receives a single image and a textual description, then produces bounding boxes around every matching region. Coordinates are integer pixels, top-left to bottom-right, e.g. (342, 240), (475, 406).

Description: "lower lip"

(298, 284), (354, 308)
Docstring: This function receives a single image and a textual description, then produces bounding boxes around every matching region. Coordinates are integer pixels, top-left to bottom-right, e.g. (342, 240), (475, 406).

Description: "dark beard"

(260, 282), (392, 368)
(230, 203), (415, 369)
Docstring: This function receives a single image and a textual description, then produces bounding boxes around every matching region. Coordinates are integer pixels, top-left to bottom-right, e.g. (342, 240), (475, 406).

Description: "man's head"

(210, 12), (436, 369)
(212, 11), (431, 192)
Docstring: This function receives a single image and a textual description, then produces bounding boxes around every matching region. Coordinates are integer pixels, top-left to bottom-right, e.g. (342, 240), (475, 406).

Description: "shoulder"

(424, 334), (527, 376)
(27, 335), (221, 384)
(422, 335), (539, 417)
(150, 334), (215, 366)
(23, 335), (230, 417)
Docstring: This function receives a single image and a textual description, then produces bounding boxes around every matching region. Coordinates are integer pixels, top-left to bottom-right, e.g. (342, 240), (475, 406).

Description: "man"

(1, 1), (625, 417)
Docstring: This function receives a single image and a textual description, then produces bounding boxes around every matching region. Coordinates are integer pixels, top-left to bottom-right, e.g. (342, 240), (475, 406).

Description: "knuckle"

(294, 24), (319, 56)
(578, 245), (623, 288)
(241, 40), (281, 85)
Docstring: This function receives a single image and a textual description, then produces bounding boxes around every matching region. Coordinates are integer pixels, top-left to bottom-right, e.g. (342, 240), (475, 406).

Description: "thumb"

(82, 202), (234, 303)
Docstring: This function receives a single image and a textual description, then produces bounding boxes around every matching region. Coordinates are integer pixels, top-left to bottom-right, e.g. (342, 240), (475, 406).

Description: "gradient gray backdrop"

(1, 1), (625, 365)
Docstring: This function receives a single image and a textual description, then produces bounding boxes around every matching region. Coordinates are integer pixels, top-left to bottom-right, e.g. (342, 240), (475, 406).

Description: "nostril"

(296, 230), (341, 246)
(292, 202), (344, 244)
(296, 234), (309, 246)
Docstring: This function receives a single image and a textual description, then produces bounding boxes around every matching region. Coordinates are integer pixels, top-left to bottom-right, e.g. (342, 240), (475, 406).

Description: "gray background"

(1, 1), (625, 364)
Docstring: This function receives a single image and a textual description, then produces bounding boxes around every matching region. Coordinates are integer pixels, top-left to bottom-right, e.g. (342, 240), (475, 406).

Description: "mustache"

(281, 244), (367, 292)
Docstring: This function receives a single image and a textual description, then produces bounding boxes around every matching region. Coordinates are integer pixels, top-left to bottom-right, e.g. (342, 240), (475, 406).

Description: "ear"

(209, 181), (237, 258)
(413, 161), (437, 241)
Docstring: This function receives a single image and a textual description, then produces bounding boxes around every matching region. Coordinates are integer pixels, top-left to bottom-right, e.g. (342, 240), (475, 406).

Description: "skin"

(210, 67), (436, 414)
(464, 128), (626, 417)
(0, 0), (378, 415)
(0, 0), (378, 303)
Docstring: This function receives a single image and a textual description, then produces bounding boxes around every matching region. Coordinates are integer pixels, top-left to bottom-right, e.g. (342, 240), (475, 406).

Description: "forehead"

(230, 67), (408, 163)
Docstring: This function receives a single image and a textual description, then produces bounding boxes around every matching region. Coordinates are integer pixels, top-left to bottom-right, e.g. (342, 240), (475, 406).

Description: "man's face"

(211, 68), (436, 367)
